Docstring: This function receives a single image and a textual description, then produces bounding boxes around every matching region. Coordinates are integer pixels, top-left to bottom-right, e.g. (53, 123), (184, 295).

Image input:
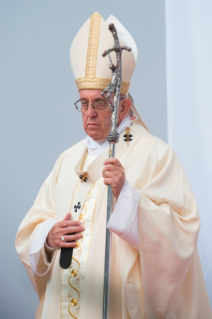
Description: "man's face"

(80, 90), (111, 141)
(80, 89), (131, 141)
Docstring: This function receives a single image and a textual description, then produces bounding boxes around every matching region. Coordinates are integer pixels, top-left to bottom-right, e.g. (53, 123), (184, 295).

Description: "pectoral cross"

(123, 127), (133, 147)
(79, 172), (88, 183)
(74, 202), (81, 212)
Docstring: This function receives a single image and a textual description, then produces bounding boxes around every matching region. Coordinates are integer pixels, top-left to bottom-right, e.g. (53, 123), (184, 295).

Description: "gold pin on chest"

(80, 172), (88, 183)
(124, 127), (133, 147)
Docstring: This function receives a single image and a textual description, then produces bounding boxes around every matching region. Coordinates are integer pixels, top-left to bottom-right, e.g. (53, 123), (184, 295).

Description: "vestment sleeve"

(107, 180), (140, 251)
(29, 219), (57, 274)
(15, 155), (62, 299)
(137, 141), (200, 318)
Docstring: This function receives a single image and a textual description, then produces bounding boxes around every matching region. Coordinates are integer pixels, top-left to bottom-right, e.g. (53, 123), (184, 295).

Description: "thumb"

(63, 213), (71, 221)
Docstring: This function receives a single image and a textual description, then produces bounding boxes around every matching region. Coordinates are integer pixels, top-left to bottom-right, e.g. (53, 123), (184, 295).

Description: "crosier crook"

(102, 23), (131, 143)
(101, 23), (131, 319)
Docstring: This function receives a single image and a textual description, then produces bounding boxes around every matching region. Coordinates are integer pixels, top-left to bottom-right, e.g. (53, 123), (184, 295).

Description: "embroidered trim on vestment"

(60, 182), (81, 319)
(67, 183), (96, 318)
(68, 257), (81, 318)
(87, 178), (104, 260)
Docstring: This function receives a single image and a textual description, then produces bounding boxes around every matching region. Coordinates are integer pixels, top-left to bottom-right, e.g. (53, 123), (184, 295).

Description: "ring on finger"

(61, 236), (65, 242)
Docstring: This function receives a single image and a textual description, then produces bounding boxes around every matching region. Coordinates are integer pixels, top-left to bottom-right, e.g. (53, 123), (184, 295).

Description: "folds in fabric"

(15, 123), (211, 318)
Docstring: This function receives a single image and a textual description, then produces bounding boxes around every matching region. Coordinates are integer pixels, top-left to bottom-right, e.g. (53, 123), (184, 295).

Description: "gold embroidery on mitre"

(85, 12), (101, 79)
(78, 12), (131, 94)
(76, 77), (130, 94)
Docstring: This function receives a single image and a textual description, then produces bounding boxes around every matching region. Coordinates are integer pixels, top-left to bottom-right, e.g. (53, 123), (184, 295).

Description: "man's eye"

(96, 101), (104, 105)
(81, 101), (88, 106)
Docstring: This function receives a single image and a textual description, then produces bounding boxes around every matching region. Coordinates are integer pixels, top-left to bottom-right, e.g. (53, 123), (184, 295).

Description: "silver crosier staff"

(101, 23), (131, 319)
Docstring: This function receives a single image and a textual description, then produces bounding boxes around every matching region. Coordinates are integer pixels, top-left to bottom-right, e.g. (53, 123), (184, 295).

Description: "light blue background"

(0, 1), (166, 318)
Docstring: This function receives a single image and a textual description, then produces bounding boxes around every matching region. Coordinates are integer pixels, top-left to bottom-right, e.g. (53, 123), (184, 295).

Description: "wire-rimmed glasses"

(74, 98), (125, 113)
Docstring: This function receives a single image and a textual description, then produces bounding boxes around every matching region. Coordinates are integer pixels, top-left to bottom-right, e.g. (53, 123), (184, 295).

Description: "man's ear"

(119, 99), (132, 121)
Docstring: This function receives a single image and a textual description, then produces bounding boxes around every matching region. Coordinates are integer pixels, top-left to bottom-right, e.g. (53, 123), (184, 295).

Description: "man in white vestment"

(16, 12), (212, 319)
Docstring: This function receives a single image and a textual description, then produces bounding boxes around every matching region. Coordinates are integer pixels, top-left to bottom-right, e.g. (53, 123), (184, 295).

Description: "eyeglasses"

(74, 98), (125, 113)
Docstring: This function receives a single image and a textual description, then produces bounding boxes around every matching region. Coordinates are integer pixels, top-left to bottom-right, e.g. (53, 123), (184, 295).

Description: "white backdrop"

(165, 0), (212, 305)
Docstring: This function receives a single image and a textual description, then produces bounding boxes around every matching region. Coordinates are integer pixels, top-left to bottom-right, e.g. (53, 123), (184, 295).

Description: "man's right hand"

(47, 213), (84, 249)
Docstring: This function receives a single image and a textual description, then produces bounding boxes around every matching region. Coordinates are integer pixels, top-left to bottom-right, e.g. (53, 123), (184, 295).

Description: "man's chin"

(86, 129), (102, 141)
(88, 134), (102, 141)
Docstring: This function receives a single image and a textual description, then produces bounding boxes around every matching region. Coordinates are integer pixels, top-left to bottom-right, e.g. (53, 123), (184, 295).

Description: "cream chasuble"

(61, 152), (104, 319)
(16, 121), (212, 319)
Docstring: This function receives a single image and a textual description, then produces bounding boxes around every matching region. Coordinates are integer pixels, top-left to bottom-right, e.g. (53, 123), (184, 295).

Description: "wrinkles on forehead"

(79, 89), (108, 103)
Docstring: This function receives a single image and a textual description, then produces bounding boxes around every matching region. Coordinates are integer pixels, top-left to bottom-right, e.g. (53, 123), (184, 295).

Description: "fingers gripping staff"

(101, 23), (131, 319)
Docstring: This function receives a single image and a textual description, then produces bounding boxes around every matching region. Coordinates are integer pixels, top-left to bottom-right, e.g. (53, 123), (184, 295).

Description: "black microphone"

(59, 233), (75, 269)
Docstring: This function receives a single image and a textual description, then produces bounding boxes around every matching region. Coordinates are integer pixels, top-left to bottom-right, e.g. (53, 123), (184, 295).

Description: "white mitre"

(70, 12), (149, 132)
(70, 12), (135, 93)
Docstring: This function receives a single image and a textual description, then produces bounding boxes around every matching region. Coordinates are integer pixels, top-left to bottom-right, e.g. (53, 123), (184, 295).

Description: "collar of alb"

(86, 115), (131, 157)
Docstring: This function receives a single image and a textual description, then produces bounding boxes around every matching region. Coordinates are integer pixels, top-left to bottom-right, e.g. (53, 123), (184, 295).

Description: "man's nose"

(86, 104), (97, 116)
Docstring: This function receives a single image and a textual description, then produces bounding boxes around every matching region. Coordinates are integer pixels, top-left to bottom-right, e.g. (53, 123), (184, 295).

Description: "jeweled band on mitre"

(76, 77), (130, 94)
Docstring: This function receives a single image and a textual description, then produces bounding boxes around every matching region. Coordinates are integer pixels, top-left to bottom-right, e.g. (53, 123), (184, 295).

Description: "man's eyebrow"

(80, 97), (106, 101)
(93, 97), (105, 101)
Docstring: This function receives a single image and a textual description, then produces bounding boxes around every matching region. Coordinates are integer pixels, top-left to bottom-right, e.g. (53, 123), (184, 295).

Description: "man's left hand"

(102, 158), (125, 199)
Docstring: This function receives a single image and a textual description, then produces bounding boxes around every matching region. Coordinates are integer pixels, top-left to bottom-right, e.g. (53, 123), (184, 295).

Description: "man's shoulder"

(133, 123), (172, 152)
(60, 139), (86, 158)
(130, 124), (183, 176)
(53, 139), (86, 172)
(143, 133), (172, 152)
(132, 123), (176, 162)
